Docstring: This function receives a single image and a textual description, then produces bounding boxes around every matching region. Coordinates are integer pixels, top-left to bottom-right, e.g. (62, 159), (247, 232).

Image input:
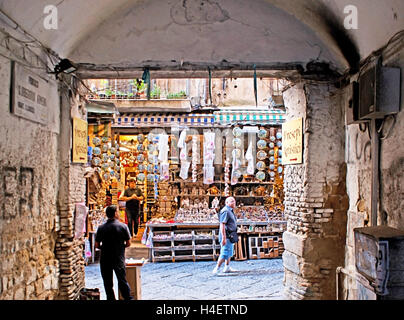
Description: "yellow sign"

(282, 118), (303, 165)
(73, 117), (88, 163)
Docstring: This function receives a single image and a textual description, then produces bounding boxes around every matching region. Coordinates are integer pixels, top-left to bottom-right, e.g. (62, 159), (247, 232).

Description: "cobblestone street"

(85, 259), (285, 300)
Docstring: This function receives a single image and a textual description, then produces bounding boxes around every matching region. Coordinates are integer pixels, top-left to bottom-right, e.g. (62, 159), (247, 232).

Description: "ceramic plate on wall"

(257, 129), (268, 139)
(256, 161), (266, 171)
(257, 150), (267, 160)
(257, 140), (267, 149)
(256, 171), (265, 181)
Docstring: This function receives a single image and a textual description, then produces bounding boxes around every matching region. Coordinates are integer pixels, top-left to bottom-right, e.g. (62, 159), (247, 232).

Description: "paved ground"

(85, 258), (285, 300)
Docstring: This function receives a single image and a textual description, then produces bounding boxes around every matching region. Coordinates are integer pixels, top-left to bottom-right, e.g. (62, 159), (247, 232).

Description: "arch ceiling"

(0, 0), (403, 78)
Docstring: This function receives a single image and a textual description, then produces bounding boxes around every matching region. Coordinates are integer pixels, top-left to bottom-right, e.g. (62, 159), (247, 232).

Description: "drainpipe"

(370, 118), (380, 227)
(336, 266), (375, 300)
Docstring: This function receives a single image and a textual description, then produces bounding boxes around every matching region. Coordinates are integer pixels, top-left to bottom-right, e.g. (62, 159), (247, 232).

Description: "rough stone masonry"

(282, 82), (348, 299)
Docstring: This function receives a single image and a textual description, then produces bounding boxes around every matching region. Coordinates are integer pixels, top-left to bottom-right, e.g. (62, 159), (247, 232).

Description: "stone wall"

(0, 56), (60, 299)
(341, 40), (404, 299)
(282, 82), (348, 299)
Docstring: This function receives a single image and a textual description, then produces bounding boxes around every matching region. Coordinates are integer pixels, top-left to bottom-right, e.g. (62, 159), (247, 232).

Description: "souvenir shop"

(85, 108), (287, 263)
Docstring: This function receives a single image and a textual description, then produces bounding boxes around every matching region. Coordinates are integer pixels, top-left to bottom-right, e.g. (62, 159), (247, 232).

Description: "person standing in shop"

(119, 177), (143, 239)
(95, 205), (133, 300)
(212, 196), (238, 274)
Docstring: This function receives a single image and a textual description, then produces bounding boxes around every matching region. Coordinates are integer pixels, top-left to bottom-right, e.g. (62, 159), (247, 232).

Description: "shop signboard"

(282, 117), (303, 165)
(72, 117), (88, 163)
(11, 62), (59, 133)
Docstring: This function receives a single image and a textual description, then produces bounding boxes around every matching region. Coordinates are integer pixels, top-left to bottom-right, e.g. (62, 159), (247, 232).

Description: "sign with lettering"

(72, 117), (88, 163)
(282, 118), (303, 165)
(11, 62), (59, 132)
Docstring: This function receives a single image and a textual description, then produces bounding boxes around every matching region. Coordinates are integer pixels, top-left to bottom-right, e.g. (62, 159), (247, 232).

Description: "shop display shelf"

(152, 246), (172, 251)
(152, 238), (173, 242)
(173, 255), (194, 261)
(174, 245), (193, 250)
(153, 255), (173, 262)
(194, 254), (215, 260)
(194, 244), (214, 250)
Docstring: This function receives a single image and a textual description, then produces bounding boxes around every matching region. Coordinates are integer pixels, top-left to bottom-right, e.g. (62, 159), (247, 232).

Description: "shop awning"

(213, 108), (285, 126)
(113, 113), (216, 128)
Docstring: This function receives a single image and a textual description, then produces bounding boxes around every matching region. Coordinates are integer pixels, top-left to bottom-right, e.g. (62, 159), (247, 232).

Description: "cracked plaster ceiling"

(0, 0), (403, 78)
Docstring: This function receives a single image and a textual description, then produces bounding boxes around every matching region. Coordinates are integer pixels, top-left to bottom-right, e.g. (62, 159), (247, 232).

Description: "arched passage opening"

(0, 0), (403, 300)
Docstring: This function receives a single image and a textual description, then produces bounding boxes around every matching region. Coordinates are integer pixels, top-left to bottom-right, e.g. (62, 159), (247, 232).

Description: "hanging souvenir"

(191, 136), (198, 183)
(138, 164), (145, 172)
(110, 147), (116, 154)
(232, 138), (241, 148)
(270, 135), (276, 142)
(277, 166), (283, 173)
(137, 154), (145, 162)
(232, 127), (242, 137)
(102, 137), (109, 143)
(269, 142), (275, 149)
(137, 134), (145, 143)
(245, 141), (254, 175)
(109, 154), (115, 161)
(276, 132), (282, 139)
(147, 173), (154, 182)
(160, 162), (170, 181)
(137, 144), (144, 152)
(147, 144), (155, 152)
(269, 156), (275, 162)
(137, 173), (145, 182)
(232, 148), (242, 159)
(102, 143), (109, 152)
(278, 149), (282, 157)
(269, 164), (275, 171)
(277, 141), (282, 148)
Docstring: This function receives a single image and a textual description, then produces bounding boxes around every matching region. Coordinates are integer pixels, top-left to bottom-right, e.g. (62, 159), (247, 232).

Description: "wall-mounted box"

(358, 64), (401, 120)
(354, 226), (404, 300)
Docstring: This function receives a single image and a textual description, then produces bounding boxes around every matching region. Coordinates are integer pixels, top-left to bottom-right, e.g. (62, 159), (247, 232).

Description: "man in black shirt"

(119, 178), (143, 238)
(95, 205), (133, 300)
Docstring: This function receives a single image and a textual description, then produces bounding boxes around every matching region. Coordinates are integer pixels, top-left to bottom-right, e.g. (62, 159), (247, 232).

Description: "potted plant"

(134, 79), (146, 98)
(151, 86), (161, 99)
(105, 89), (112, 99)
(127, 92), (134, 99)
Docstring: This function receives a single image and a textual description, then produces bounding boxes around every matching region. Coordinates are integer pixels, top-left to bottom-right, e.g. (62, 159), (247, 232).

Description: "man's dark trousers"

(126, 209), (139, 237)
(100, 259), (132, 300)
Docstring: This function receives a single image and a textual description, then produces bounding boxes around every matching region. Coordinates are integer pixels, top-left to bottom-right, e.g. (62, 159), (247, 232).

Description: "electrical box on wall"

(358, 63), (401, 120)
(354, 226), (404, 300)
(346, 81), (366, 125)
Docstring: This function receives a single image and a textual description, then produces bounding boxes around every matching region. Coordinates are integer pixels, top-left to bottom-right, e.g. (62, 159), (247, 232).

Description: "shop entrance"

(83, 77), (290, 298)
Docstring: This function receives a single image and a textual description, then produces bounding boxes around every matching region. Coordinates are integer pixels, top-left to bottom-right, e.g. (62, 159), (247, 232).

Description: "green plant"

(150, 86), (161, 99)
(105, 88), (113, 98)
(167, 90), (187, 99)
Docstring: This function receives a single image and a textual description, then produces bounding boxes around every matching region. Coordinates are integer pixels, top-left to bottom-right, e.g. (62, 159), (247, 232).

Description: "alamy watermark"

(43, 5), (58, 30)
(344, 5), (358, 30)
